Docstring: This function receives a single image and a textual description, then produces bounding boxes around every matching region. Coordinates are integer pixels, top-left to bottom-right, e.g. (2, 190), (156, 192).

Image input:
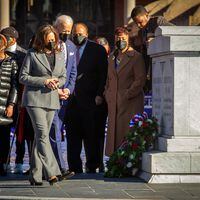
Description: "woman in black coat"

(0, 34), (18, 176)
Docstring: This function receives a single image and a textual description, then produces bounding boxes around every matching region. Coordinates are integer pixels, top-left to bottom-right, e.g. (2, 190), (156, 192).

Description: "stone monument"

(139, 26), (200, 183)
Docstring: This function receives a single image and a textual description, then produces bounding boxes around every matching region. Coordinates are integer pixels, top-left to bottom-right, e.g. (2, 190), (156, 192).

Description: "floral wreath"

(104, 112), (159, 178)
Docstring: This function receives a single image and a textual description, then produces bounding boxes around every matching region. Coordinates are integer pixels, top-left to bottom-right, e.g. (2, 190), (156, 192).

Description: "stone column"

(139, 26), (200, 183)
(0, 0), (9, 29)
(124, 0), (135, 25)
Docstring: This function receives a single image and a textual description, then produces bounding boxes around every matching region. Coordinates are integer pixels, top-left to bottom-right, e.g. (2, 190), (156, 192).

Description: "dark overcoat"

(105, 47), (146, 156)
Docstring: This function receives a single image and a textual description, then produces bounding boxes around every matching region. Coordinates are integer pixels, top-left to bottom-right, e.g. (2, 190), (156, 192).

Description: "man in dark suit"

(49, 15), (77, 177)
(65, 23), (108, 173)
(130, 5), (173, 92)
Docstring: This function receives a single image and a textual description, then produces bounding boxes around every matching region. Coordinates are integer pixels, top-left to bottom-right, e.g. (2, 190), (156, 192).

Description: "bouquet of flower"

(104, 112), (158, 178)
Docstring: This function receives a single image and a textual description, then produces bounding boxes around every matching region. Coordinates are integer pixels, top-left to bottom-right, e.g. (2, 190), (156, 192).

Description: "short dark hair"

(94, 37), (108, 46)
(73, 22), (88, 34)
(114, 26), (129, 36)
(0, 26), (19, 39)
(131, 5), (148, 19)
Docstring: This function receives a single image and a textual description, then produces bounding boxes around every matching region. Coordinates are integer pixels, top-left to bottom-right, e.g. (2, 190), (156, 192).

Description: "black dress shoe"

(69, 168), (83, 174)
(0, 164), (6, 176)
(23, 169), (30, 175)
(99, 167), (105, 173)
(61, 170), (75, 180)
(86, 168), (96, 173)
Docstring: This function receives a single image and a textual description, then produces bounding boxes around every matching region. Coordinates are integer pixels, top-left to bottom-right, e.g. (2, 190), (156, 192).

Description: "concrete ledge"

(139, 171), (200, 183)
(155, 26), (200, 37)
(158, 137), (200, 152)
(142, 151), (200, 173)
(0, 198), (149, 200)
(148, 35), (200, 55)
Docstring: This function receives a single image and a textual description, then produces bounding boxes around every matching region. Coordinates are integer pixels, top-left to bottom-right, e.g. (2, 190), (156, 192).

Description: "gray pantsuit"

(27, 107), (60, 182)
(19, 48), (66, 182)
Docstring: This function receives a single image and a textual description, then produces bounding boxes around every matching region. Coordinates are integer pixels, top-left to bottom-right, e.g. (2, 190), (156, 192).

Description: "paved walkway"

(0, 173), (200, 200)
(2, 133), (200, 200)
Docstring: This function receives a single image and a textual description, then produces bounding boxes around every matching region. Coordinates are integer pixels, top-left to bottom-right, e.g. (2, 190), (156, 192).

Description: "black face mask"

(45, 41), (55, 51)
(73, 35), (87, 46)
(59, 33), (71, 42)
(116, 40), (127, 51)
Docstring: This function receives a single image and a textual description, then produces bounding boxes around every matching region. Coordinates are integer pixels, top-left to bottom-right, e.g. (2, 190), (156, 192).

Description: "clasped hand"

(58, 88), (70, 100)
(44, 78), (59, 90)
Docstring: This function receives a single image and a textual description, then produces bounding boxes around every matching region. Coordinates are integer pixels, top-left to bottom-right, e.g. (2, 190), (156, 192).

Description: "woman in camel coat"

(105, 27), (146, 156)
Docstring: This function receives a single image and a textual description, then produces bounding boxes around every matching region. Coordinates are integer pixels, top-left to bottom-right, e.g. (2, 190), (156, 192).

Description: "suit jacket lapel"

(77, 41), (89, 75)
(54, 52), (59, 72)
(35, 52), (52, 72)
(78, 41), (89, 65)
(108, 54), (117, 77)
(117, 49), (135, 74)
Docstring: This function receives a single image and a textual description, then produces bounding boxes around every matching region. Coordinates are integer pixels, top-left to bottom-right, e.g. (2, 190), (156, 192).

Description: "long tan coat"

(105, 48), (146, 156)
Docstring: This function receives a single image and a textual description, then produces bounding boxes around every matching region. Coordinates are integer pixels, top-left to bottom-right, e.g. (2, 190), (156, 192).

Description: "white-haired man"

(55, 15), (73, 43)
(50, 15), (77, 179)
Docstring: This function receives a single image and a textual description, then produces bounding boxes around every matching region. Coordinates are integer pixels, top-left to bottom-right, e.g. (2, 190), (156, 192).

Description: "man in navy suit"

(65, 23), (108, 173)
(50, 15), (77, 177)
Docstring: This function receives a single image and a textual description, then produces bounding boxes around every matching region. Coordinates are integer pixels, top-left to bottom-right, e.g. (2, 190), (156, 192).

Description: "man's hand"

(44, 78), (59, 90)
(58, 88), (70, 100)
(5, 105), (14, 118)
(95, 96), (103, 106)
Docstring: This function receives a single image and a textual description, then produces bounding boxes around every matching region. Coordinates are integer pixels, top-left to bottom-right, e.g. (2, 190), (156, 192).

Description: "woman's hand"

(5, 105), (14, 118)
(44, 78), (59, 90)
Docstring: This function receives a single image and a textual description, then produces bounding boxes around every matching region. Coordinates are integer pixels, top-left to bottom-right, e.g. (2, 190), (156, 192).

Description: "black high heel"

(29, 179), (43, 186)
(48, 177), (58, 185)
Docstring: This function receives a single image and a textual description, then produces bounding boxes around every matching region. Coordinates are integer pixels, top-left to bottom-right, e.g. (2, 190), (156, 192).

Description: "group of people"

(0, 5), (172, 185)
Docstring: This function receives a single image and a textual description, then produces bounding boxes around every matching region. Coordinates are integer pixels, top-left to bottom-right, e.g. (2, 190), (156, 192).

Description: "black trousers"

(94, 102), (107, 170)
(15, 110), (34, 164)
(0, 125), (11, 164)
(15, 139), (33, 164)
(65, 100), (107, 172)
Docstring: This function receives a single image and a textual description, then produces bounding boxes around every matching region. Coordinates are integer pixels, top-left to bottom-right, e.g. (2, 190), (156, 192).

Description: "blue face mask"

(116, 40), (127, 51)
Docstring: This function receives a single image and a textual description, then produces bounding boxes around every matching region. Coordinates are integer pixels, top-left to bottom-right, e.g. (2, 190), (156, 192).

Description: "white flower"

(129, 154), (134, 160)
(126, 162), (132, 168)
(138, 121), (143, 127)
(132, 168), (138, 175)
(134, 132), (138, 136)
(147, 119), (153, 124)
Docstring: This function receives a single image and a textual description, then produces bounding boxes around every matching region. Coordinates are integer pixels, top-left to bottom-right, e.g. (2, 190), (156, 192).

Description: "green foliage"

(104, 113), (159, 178)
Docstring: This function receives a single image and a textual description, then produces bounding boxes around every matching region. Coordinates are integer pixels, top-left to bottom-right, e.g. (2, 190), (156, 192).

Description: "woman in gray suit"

(19, 25), (66, 186)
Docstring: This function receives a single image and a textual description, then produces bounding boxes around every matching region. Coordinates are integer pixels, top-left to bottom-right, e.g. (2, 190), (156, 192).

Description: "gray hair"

(54, 15), (73, 27)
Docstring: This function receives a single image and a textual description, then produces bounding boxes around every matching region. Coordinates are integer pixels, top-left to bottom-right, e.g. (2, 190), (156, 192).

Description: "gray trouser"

(26, 107), (61, 182)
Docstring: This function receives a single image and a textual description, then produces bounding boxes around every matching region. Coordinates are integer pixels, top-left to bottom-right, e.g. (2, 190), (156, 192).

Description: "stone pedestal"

(139, 26), (200, 183)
